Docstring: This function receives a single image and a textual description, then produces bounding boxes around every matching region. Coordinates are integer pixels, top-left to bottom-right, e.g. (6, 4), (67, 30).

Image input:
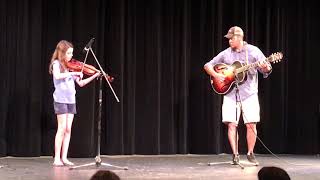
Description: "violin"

(66, 59), (114, 82)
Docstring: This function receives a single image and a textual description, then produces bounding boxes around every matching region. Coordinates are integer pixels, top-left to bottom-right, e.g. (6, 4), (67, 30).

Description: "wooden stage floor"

(0, 154), (319, 180)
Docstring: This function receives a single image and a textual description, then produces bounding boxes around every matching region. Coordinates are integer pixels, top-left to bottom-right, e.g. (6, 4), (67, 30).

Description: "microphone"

(83, 38), (95, 52)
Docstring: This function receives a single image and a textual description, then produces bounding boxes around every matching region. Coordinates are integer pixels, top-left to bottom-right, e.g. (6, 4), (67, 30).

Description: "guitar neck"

(236, 56), (272, 74)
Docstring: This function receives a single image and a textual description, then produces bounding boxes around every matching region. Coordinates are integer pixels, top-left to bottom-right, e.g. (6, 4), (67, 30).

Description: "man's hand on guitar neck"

(258, 60), (272, 73)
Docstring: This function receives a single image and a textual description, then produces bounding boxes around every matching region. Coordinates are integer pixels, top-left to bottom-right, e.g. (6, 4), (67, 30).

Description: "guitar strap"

(244, 41), (248, 65)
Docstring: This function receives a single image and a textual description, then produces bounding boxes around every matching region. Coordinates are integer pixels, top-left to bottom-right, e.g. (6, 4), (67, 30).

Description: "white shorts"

(222, 94), (260, 124)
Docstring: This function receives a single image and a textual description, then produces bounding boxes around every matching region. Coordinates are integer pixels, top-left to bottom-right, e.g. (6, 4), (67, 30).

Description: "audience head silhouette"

(90, 170), (120, 180)
(258, 166), (290, 180)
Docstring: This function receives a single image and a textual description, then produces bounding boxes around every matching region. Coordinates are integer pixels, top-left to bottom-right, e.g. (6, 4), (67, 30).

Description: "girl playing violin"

(49, 40), (100, 166)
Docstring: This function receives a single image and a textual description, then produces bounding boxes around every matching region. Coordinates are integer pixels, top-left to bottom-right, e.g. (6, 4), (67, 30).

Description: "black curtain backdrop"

(0, 0), (319, 157)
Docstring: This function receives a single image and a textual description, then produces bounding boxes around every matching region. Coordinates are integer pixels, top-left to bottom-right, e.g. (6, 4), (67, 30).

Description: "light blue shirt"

(205, 43), (271, 101)
(52, 60), (77, 103)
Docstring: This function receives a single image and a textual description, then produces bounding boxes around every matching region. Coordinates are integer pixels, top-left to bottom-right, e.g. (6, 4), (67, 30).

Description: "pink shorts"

(222, 94), (260, 124)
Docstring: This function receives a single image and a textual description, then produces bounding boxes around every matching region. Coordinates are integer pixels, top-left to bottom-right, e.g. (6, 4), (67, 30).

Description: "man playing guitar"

(204, 26), (273, 165)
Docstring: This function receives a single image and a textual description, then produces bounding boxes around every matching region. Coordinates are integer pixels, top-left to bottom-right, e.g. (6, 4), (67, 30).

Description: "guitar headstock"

(268, 52), (283, 63)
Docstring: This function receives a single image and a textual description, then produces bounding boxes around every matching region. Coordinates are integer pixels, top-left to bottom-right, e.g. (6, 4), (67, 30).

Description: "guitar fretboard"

(235, 56), (273, 74)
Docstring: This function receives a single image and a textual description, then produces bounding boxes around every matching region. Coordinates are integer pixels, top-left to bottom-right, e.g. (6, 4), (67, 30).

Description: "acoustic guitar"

(210, 52), (283, 94)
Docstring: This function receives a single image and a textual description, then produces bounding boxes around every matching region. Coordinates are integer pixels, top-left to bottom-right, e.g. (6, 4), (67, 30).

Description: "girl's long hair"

(49, 40), (73, 74)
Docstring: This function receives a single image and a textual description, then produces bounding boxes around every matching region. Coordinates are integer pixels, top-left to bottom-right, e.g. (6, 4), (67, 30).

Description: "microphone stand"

(207, 77), (244, 169)
(70, 46), (127, 170)
(233, 81), (244, 169)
